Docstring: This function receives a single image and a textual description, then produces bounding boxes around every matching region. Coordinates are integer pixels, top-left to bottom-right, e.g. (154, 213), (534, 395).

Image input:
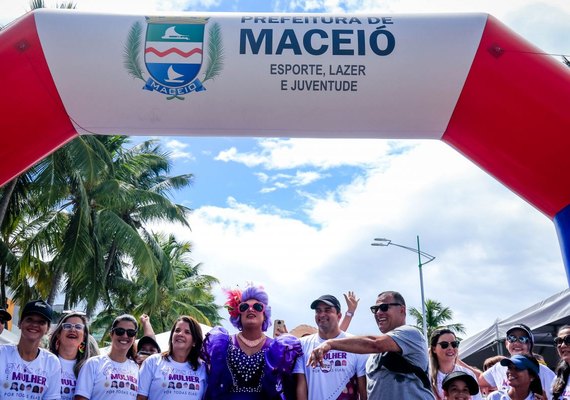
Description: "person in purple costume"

(202, 284), (302, 399)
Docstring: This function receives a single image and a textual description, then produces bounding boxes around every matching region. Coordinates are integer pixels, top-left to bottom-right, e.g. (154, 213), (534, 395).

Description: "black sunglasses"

(370, 303), (402, 314)
(112, 327), (137, 337)
(238, 302), (264, 313)
(554, 335), (570, 346)
(437, 340), (459, 349)
(506, 335), (530, 344)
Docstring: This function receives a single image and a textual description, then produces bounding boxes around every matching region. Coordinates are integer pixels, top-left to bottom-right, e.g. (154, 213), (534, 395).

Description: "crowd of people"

(0, 287), (569, 400)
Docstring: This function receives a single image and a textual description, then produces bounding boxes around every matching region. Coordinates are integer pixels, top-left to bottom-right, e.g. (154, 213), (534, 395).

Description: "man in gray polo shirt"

(308, 290), (434, 399)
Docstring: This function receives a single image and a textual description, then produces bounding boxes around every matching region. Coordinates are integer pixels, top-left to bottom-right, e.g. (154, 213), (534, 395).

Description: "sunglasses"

(437, 340), (460, 349)
(554, 335), (570, 346)
(112, 327), (137, 337)
(62, 323), (85, 331)
(238, 302), (264, 313)
(506, 335), (530, 344)
(370, 303), (402, 314)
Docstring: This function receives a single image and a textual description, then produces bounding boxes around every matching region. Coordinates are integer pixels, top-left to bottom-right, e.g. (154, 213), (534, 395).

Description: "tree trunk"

(0, 178), (18, 308)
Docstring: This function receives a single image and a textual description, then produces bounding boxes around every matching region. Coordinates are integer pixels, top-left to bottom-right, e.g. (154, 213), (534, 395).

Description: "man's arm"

(357, 375), (367, 400)
(295, 373), (308, 400)
(308, 335), (400, 367)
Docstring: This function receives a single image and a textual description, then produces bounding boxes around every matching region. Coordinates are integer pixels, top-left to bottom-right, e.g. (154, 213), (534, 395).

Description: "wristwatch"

(346, 311), (354, 317)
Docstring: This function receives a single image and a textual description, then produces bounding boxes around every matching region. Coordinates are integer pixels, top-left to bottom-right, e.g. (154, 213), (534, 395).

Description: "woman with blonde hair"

(429, 328), (482, 400)
(49, 312), (93, 400)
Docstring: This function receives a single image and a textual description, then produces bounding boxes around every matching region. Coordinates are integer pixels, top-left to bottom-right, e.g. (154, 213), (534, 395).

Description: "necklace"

(237, 332), (266, 348)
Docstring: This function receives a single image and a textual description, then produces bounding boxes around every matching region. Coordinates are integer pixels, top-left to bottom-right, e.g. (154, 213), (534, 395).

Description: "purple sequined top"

(227, 336), (268, 393)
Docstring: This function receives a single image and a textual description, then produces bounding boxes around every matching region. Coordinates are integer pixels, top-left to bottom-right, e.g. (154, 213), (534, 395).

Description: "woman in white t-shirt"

(49, 311), (94, 400)
(137, 315), (207, 399)
(429, 328), (482, 400)
(75, 314), (140, 400)
(552, 325), (570, 400)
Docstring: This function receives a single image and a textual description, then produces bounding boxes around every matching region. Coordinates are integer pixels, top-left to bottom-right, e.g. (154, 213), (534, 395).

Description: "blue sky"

(3, 0), (570, 342)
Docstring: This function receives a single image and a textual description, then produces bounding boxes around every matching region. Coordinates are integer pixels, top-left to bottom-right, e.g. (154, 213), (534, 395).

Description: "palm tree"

(91, 232), (222, 342)
(409, 298), (466, 340)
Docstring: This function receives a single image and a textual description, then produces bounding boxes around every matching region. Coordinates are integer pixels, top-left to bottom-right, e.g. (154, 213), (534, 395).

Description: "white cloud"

(164, 139), (194, 160)
(154, 140), (566, 339)
(215, 138), (394, 170)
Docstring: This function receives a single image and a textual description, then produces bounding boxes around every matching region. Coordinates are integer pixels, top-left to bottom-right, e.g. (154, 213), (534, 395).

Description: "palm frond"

(202, 23), (224, 82)
(123, 21), (145, 81)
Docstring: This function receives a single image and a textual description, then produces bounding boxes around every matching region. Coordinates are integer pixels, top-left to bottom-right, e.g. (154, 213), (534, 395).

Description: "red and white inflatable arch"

(2, 10), (570, 283)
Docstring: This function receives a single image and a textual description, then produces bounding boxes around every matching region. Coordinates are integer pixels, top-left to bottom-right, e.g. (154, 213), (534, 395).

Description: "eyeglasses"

(62, 323), (85, 331)
(437, 340), (460, 349)
(554, 335), (570, 346)
(370, 303), (402, 314)
(112, 327), (137, 337)
(238, 302), (264, 313)
(506, 335), (530, 344)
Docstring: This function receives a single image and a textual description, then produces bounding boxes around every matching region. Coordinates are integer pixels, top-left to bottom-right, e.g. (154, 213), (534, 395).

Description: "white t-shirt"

(435, 364), (482, 400)
(486, 389), (535, 399)
(0, 344), (61, 400)
(138, 353), (207, 399)
(553, 379), (570, 399)
(293, 331), (367, 400)
(482, 362), (555, 400)
(75, 354), (139, 400)
(59, 356), (77, 400)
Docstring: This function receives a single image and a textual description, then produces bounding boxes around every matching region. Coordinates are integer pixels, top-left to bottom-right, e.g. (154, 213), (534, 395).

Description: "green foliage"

(409, 298), (466, 340)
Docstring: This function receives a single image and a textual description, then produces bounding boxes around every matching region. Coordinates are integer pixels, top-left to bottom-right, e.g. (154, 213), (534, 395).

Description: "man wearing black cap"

(0, 307), (12, 334)
(0, 299), (61, 399)
(478, 323), (555, 399)
(293, 294), (368, 399)
(307, 290), (435, 399)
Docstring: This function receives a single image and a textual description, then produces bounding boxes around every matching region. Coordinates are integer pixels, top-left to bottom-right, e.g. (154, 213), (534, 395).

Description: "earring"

(78, 342), (86, 354)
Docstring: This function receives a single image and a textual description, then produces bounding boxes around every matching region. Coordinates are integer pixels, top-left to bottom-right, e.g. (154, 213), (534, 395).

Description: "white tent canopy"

(460, 288), (570, 369)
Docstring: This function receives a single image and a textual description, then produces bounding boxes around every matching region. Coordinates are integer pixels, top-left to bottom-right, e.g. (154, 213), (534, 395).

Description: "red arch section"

(0, 13), (77, 185)
(443, 15), (570, 219)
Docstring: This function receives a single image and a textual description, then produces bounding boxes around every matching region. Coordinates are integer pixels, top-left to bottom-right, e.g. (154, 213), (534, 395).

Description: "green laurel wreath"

(123, 21), (224, 87)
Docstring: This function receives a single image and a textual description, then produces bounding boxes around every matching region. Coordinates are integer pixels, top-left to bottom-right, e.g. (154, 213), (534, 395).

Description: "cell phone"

(273, 319), (287, 337)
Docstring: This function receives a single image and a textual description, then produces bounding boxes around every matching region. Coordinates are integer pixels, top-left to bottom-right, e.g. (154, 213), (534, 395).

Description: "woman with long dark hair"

(75, 314), (139, 400)
(552, 325), (570, 399)
(49, 312), (93, 400)
(137, 315), (207, 399)
(202, 284), (302, 399)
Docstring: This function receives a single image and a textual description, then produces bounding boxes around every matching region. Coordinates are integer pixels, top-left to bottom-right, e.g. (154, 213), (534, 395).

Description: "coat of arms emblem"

(124, 16), (223, 100)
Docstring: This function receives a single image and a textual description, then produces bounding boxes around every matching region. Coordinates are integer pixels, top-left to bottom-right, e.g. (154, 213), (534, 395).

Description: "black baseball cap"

(310, 295), (341, 312)
(20, 299), (53, 324)
(0, 308), (11, 322)
(442, 371), (479, 395)
(138, 336), (161, 353)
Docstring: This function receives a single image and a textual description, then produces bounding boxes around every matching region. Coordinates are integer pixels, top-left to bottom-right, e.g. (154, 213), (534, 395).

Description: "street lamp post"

(371, 235), (435, 342)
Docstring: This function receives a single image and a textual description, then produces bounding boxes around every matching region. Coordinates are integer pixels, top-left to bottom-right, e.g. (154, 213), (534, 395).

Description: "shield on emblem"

(144, 17), (208, 88)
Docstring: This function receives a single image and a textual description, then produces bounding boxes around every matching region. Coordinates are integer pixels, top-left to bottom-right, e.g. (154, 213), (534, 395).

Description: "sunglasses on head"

(62, 323), (85, 331)
(506, 335), (530, 344)
(370, 303), (402, 314)
(112, 327), (137, 337)
(238, 302), (264, 313)
(554, 335), (570, 346)
(437, 340), (459, 349)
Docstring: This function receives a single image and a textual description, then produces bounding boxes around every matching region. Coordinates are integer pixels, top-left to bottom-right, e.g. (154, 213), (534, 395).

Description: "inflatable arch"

(2, 10), (570, 284)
